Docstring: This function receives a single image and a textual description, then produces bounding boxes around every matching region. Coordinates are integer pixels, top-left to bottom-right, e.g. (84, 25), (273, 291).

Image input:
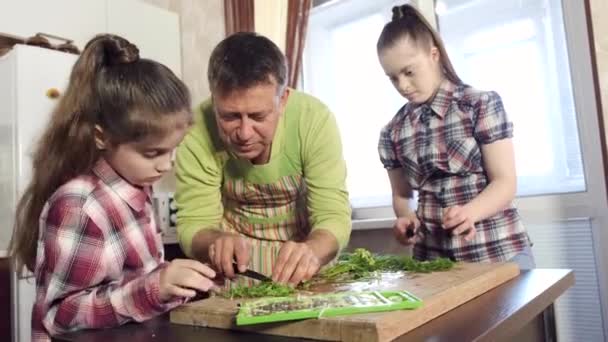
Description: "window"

(439, 2), (605, 340)
(305, 2), (606, 339)
(438, 0), (585, 196)
(304, 0), (585, 215)
(303, 0), (405, 212)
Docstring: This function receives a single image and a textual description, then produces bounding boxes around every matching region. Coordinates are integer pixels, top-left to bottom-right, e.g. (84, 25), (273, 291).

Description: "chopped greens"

(317, 248), (454, 282)
(223, 281), (295, 299)
(222, 249), (454, 298)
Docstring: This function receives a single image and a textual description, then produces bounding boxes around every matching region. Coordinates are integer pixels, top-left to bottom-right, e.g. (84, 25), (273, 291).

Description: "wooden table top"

(54, 269), (574, 342)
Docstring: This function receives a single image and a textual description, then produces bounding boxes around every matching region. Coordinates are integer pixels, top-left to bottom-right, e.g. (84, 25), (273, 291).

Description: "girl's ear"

(94, 125), (107, 150)
(430, 46), (440, 62)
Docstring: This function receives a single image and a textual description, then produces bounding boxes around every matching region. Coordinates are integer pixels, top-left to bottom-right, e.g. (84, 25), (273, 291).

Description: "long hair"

(377, 4), (462, 85)
(9, 34), (192, 272)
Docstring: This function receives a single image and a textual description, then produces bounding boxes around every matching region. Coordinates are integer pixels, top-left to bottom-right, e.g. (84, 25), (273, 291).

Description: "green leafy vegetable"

(223, 282), (295, 299)
(222, 249), (454, 298)
(317, 248), (454, 282)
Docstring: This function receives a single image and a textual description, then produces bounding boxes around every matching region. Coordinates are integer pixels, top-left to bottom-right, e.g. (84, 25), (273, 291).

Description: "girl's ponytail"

(379, 4), (462, 85)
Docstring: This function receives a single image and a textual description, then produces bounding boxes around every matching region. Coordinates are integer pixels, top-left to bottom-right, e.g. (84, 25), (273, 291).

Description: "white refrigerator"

(0, 44), (78, 342)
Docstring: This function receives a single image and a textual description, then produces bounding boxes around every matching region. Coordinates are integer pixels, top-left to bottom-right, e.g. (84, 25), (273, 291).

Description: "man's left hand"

(272, 241), (321, 285)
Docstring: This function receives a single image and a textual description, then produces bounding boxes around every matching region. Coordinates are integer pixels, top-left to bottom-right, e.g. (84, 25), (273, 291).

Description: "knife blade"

(232, 262), (272, 282)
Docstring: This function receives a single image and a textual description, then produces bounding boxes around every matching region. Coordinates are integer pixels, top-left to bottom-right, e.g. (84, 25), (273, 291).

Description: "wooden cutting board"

(170, 262), (520, 342)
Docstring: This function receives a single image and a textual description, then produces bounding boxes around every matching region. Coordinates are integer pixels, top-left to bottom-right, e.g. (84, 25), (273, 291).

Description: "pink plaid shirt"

(379, 80), (530, 262)
(32, 159), (182, 341)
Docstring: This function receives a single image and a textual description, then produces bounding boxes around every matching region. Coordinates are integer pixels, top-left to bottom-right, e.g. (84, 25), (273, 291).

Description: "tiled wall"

(143, 0), (225, 104)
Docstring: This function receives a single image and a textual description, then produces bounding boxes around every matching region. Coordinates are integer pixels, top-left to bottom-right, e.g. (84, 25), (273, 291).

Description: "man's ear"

(94, 125), (107, 150)
(278, 87), (291, 114)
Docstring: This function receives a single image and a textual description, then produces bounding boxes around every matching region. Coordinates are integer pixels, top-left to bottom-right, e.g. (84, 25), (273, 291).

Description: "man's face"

(213, 81), (289, 164)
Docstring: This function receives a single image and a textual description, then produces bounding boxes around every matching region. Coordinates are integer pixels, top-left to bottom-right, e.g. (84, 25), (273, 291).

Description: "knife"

(232, 262), (272, 282)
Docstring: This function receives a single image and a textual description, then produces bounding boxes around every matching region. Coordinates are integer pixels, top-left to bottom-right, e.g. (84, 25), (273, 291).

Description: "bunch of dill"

(318, 248), (454, 282)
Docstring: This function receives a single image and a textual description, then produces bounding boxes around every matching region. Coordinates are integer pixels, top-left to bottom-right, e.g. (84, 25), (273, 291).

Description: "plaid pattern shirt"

(379, 80), (529, 262)
(32, 159), (182, 342)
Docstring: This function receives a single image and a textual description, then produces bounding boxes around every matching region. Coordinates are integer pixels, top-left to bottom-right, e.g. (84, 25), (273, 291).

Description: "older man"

(175, 32), (351, 285)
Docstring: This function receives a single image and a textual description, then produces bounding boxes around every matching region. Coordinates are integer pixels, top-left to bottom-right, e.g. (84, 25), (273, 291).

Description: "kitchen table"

(53, 269), (573, 342)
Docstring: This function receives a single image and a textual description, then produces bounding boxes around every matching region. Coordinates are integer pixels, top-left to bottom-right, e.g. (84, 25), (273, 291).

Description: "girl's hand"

(159, 259), (218, 302)
(442, 205), (477, 241)
(393, 212), (420, 245)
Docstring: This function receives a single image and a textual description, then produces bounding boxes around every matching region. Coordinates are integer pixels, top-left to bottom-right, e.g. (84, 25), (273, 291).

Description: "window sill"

(352, 218), (395, 230)
(162, 234), (178, 245)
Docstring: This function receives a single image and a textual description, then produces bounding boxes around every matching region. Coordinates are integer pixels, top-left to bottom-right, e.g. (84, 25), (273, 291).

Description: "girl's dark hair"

(9, 34), (192, 272)
(377, 4), (462, 85)
(208, 32), (288, 96)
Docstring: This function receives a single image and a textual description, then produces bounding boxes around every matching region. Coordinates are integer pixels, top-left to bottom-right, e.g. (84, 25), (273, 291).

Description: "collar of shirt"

(92, 158), (151, 212)
(411, 80), (460, 120)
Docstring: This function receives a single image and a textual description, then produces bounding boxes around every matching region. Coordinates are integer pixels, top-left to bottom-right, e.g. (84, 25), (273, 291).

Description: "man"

(175, 32), (351, 285)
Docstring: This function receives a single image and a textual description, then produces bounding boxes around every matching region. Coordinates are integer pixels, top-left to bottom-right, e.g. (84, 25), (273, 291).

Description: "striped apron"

(219, 173), (310, 287)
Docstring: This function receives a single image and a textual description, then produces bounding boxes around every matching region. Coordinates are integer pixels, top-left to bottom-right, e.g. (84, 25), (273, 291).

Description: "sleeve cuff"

(475, 123), (513, 144)
(177, 224), (207, 258)
(312, 224), (351, 250)
(144, 266), (185, 312)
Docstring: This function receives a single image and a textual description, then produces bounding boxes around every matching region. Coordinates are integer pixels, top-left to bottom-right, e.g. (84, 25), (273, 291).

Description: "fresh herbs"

(223, 281), (295, 299)
(317, 248), (454, 282)
(222, 249), (454, 298)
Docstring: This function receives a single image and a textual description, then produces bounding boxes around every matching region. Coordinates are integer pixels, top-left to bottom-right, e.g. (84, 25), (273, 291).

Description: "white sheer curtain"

(304, 0), (407, 210)
(438, 0), (585, 196)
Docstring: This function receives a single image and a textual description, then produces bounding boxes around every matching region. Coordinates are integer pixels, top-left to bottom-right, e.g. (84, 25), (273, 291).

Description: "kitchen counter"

(53, 268), (573, 342)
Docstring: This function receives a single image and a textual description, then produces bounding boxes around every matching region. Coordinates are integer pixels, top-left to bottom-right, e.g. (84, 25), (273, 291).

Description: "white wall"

(0, 0), (182, 76)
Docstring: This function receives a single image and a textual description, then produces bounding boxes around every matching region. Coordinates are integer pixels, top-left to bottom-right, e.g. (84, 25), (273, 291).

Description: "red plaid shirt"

(32, 159), (182, 341)
(379, 80), (530, 262)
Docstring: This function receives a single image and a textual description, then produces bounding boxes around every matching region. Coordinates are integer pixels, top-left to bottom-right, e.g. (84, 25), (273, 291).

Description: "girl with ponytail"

(9, 34), (217, 341)
(377, 5), (534, 268)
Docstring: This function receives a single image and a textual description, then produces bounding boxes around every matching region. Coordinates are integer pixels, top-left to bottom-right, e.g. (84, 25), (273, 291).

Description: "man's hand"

(272, 241), (321, 285)
(208, 232), (251, 278)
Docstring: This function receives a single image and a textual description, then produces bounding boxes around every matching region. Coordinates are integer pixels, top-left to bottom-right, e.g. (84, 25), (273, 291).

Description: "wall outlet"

(168, 195), (177, 230)
(152, 192), (177, 244)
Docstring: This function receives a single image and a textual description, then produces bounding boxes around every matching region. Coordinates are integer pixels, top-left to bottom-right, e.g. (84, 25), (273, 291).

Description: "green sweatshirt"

(175, 89), (352, 257)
